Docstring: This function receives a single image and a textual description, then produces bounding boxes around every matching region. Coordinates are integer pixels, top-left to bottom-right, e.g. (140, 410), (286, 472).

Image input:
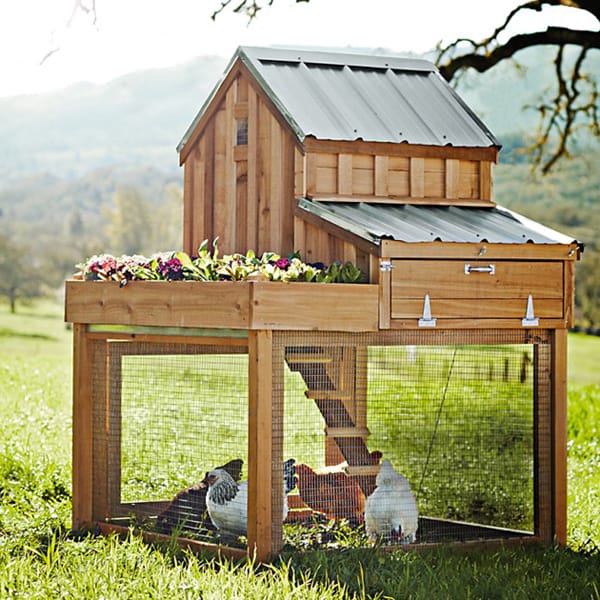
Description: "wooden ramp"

(284, 345), (380, 496)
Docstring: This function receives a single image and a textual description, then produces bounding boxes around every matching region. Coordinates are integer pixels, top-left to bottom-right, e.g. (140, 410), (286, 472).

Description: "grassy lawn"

(0, 297), (598, 598)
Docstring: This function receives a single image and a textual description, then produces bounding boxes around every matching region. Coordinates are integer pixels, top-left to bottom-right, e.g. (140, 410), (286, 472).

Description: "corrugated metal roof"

(297, 198), (578, 246)
(178, 46), (500, 153)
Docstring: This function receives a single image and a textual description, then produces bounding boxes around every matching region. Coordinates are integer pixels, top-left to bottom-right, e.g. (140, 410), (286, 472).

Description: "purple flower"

(157, 257), (184, 280)
(273, 257), (290, 269)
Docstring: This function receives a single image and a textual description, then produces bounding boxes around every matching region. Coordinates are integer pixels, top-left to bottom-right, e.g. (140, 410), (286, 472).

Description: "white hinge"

(418, 293), (437, 327)
(522, 294), (539, 327)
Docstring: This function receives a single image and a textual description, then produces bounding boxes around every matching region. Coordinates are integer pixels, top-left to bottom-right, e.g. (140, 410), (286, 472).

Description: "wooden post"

(247, 330), (274, 562)
(551, 328), (568, 545)
(71, 324), (94, 529)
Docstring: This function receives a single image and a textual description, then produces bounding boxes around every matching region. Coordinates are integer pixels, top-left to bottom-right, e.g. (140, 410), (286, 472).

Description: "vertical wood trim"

(182, 161), (194, 255)
(107, 347), (122, 517)
(257, 102), (272, 252)
(72, 324), (94, 529)
(378, 258), (391, 328)
(203, 125), (215, 250)
(338, 154), (353, 196)
(563, 260), (575, 327)
(294, 147), (305, 197)
(410, 157), (425, 198)
(374, 155), (389, 196)
(247, 329), (274, 562)
(551, 329), (568, 545)
(480, 160), (492, 202)
(306, 152), (318, 196)
(446, 158), (460, 199)
(280, 134), (296, 255)
(247, 86), (259, 251)
(270, 121), (283, 251)
(293, 216), (306, 257)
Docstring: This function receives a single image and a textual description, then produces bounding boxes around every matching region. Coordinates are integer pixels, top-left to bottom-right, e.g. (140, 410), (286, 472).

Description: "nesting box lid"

(177, 45), (501, 154)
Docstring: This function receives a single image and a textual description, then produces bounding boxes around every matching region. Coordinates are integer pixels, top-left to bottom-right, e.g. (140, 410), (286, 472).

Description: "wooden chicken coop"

(65, 47), (581, 561)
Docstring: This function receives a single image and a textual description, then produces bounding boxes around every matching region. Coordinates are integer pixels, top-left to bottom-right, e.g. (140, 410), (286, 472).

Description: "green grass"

(0, 298), (599, 598)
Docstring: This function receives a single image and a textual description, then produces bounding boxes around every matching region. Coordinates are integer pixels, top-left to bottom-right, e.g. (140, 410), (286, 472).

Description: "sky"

(0, 0), (598, 98)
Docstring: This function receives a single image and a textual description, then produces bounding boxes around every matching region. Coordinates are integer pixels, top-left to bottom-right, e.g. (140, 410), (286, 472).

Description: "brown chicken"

(294, 463), (366, 525)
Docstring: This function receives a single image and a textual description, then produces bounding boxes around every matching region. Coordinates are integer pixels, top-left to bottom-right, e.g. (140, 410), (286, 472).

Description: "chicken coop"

(65, 47), (582, 562)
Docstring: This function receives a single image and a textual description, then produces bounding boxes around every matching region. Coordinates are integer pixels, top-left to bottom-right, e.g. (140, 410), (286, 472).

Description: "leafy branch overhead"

(435, 0), (600, 173)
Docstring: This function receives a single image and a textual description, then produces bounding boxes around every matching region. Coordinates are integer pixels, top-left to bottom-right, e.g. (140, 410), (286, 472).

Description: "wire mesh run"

(89, 329), (552, 553)
(92, 340), (250, 547)
(276, 330), (551, 550)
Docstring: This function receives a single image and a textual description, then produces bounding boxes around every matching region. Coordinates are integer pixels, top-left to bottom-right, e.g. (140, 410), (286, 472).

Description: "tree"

(103, 186), (154, 255)
(0, 234), (43, 313)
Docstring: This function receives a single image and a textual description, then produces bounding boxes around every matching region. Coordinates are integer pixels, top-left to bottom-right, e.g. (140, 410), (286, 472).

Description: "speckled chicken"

(364, 459), (418, 543)
(203, 458), (296, 536)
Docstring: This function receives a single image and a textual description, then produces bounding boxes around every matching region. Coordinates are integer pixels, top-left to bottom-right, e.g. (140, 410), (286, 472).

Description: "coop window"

(236, 119), (248, 145)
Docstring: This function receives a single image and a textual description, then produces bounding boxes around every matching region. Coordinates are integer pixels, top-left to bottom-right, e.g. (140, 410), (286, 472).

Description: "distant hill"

(0, 55), (227, 184)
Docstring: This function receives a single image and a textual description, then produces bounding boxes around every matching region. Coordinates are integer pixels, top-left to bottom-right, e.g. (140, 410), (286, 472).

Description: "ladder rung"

(325, 426), (370, 438)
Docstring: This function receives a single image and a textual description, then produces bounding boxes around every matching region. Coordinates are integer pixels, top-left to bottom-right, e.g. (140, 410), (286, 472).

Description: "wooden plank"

(391, 260), (564, 299)
(280, 133), (296, 256)
(182, 161), (194, 255)
(233, 101), (249, 119)
(352, 160), (374, 195)
(247, 85), (259, 251)
(551, 329), (568, 545)
(303, 137), (499, 162)
(269, 117), (283, 251)
(337, 154), (353, 195)
(563, 260), (575, 328)
(458, 160), (479, 199)
(107, 345), (122, 517)
(445, 158), (460, 199)
(389, 317), (569, 330)
(381, 240), (579, 261)
(257, 101), (272, 252)
(65, 280), (251, 329)
(391, 298), (564, 319)
(247, 330), (275, 562)
(410, 157), (425, 198)
(424, 157), (444, 198)
(250, 282), (379, 331)
(379, 258), (391, 329)
(480, 160), (493, 202)
(202, 125), (216, 253)
(294, 147), (305, 197)
(306, 152), (319, 196)
(72, 324), (95, 529)
(375, 156), (389, 196)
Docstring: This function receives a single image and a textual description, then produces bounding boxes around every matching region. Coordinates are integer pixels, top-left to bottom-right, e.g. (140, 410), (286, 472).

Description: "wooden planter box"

(64, 280), (380, 331)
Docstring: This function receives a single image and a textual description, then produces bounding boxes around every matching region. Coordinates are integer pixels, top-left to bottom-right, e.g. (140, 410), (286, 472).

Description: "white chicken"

(203, 458), (296, 536)
(364, 459), (418, 543)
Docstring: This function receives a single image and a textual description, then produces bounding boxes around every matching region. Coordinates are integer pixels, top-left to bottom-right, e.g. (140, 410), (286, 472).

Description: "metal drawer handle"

(464, 263), (495, 275)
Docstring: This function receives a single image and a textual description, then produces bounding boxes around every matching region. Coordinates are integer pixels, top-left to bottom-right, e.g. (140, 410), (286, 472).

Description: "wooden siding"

(181, 70), (297, 257)
(305, 148), (492, 206)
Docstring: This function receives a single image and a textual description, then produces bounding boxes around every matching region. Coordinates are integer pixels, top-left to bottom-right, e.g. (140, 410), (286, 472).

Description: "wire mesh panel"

(92, 339), (250, 547)
(275, 330), (551, 550)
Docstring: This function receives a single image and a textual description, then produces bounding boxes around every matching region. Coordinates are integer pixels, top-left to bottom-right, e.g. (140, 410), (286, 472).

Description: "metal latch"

(464, 263), (495, 275)
(380, 260), (394, 272)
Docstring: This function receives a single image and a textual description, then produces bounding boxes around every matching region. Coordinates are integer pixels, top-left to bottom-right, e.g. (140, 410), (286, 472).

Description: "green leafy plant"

(75, 239), (365, 284)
